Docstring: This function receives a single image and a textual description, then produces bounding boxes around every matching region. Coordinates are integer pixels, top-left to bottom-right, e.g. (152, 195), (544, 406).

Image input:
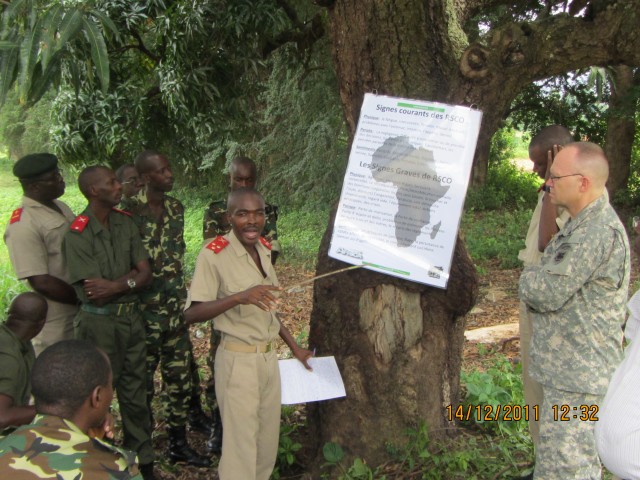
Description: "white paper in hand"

(279, 356), (346, 405)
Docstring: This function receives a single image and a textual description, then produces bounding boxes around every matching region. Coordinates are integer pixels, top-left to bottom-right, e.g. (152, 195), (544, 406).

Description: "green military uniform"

(187, 231), (281, 480)
(201, 199), (280, 409)
(122, 192), (192, 428)
(0, 324), (35, 437)
(62, 207), (154, 466)
(0, 414), (142, 479)
(519, 194), (630, 480)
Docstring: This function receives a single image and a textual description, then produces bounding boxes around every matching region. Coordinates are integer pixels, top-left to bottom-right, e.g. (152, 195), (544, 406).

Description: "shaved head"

(78, 166), (111, 198)
(564, 141), (609, 189)
(530, 125), (573, 153)
(227, 187), (265, 213)
(6, 292), (47, 341)
(134, 150), (164, 175)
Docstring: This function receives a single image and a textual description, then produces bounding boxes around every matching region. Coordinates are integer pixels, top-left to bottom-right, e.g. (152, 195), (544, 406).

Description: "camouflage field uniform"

(519, 194), (630, 480)
(0, 414), (142, 479)
(123, 192), (193, 428)
(200, 198), (280, 409)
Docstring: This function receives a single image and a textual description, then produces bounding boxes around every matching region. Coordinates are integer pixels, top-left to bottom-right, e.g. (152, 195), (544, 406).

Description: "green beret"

(13, 153), (58, 179)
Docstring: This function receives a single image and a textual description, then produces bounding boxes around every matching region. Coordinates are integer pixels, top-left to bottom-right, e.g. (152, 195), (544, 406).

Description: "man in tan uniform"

(518, 126), (572, 456)
(185, 188), (312, 480)
(4, 153), (78, 355)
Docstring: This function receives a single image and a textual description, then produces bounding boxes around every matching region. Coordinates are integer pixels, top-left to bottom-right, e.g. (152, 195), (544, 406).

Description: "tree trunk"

(308, 206), (478, 465)
(605, 66), (638, 197)
(309, 0), (640, 469)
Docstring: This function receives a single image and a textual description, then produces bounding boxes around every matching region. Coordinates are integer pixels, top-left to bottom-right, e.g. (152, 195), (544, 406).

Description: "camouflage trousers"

(142, 309), (193, 429)
(189, 325), (221, 412)
(535, 385), (603, 480)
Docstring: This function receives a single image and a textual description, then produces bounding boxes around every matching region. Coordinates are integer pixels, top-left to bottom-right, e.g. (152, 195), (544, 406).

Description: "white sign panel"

(329, 94), (482, 288)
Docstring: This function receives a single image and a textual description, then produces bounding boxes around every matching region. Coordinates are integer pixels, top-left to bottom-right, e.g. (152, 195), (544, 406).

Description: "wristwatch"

(127, 278), (136, 289)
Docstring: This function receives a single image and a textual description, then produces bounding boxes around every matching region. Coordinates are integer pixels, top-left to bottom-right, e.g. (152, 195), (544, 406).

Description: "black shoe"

(168, 426), (212, 467)
(139, 462), (156, 480)
(188, 404), (214, 436)
(205, 406), (222, 455)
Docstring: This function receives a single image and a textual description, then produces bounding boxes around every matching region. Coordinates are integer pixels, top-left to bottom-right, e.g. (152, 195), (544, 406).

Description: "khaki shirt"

(3, 196), (78, 331)
(63, 208), (149, 304)
(188, 230), (280, 345)
(518, 191), (570, 267)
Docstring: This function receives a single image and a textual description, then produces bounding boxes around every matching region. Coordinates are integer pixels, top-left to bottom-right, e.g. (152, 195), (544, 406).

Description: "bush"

(461, 209), (531, 269)
(465, 160), (540, 212)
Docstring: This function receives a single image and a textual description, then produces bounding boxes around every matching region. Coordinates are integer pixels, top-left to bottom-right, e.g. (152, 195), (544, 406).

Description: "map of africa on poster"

(329, 94), (482, 288)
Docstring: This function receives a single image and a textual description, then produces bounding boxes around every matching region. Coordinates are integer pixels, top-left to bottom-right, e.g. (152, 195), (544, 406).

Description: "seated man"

(0, 339), (142, 479)
(0, 292), (47, 436)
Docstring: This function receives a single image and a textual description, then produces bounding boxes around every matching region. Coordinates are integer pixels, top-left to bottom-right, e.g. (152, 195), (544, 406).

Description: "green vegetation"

(320, 354), (533, 479)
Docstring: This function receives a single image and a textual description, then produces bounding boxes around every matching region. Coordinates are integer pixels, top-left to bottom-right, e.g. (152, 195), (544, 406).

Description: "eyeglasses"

(121, 177), (140, 186)
(548, 173), (584, 182)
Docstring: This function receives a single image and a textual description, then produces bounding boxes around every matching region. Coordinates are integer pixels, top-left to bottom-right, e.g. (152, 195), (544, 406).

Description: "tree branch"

(461, 1), (640, 88)
(127, 28), (159, 63)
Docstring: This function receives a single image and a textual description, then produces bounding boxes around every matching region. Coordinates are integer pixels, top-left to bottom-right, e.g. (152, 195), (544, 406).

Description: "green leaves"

(0, 2), (119, 105)
(82, 16), (110, 93)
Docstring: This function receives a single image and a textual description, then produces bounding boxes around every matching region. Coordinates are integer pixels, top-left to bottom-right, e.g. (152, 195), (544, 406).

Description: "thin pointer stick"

(282, 264), (365, 293)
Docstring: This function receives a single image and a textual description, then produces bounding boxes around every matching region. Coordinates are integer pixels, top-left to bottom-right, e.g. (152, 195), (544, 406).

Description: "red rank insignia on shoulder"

(206, 236), (229, 254)
(112, 207), (132, 217)
(9, 208), (23, 224)
(70, 215), (90, 232)
(259, 237), (272, 250)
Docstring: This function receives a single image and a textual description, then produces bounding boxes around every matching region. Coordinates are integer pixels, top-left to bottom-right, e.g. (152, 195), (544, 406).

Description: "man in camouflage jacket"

(123, 151), (209, 467)
(0, 339), (142, 479)
(519, 142), (630, 480)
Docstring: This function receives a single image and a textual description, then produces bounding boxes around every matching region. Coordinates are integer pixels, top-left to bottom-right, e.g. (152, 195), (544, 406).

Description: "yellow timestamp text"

(446, 404), (539, 422)
(552, 404), (599, 422)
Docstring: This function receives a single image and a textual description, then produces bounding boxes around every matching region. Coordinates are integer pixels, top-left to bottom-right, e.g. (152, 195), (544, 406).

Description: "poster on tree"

(329, 93), (482, 288)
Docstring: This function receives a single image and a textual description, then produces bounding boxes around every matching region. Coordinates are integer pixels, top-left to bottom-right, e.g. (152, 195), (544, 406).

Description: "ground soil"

(152, 255), (639, 479)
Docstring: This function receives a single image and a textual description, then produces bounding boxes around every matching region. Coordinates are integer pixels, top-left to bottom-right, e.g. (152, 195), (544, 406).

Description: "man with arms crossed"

(63, 166), (155, 479)
(519, 142), (629, 479)
(185, 188), (312, 480)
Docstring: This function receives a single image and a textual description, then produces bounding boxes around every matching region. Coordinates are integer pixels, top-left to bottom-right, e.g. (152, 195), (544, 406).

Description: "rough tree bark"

(605, 66), (639, 197)
(307, 0), (640, 468)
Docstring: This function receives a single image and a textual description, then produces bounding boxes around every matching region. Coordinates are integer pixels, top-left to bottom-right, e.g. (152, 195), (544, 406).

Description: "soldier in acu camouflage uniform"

(519, 142), (630, 480)
(0, 339), (142, 479)
(122, 151), (210, 467)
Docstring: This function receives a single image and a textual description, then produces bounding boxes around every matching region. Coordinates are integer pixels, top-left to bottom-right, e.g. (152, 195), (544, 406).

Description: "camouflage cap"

(13, 153), (58, 179)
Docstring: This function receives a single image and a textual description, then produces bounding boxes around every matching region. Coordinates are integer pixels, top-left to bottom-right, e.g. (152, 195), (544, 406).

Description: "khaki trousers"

(215, 346), (281, 480)
(519, 301), (543, 446)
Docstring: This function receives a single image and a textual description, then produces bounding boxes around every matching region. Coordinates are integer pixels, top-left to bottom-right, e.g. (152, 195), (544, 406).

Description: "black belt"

(81, 303), (138, 316)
